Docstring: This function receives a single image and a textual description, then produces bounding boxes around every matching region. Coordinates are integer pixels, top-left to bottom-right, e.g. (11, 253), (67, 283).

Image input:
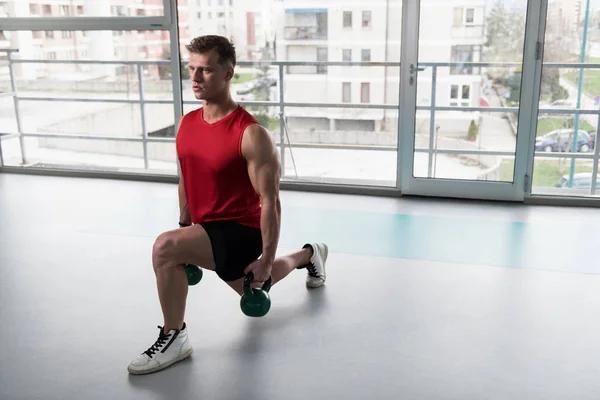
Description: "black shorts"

(199, 220), (262, 282)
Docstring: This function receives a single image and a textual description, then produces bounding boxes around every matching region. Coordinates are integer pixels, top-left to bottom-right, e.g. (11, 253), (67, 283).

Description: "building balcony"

(284, 26), (327, 40)
(451, 25), (485, 39)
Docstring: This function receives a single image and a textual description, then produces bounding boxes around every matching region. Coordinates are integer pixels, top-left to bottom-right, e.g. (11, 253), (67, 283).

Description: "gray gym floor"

(1, 173), (600, 399)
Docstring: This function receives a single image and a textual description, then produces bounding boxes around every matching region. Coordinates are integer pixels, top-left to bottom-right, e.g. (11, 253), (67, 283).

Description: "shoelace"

(307, 262), (319, 277)
(144, 326), (171, 357)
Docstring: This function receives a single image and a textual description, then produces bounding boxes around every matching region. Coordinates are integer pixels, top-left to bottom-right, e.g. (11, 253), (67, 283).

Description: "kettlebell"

(240, 272), (272, 317)
(183, 264), (203, 286)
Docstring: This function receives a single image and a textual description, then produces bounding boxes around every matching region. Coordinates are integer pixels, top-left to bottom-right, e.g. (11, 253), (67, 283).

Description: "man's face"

(187, 50), (233, 100)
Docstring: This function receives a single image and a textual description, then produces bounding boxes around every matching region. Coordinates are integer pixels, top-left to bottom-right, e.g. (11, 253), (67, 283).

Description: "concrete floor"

(1, 173), (600, 399)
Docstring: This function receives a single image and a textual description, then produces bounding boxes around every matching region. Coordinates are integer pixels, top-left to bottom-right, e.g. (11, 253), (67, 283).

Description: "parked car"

(548, 99), (576, 109)
(538, 100), (577, 110)
(555, 172), (600, 189)
(535, 129), (592, 153)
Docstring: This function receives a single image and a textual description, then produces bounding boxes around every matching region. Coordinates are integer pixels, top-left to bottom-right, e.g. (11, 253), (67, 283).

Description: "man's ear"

(225, 65), (234, 82)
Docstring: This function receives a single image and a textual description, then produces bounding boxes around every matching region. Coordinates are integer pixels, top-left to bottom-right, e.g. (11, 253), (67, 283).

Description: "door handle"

(410, 64), (425, 74)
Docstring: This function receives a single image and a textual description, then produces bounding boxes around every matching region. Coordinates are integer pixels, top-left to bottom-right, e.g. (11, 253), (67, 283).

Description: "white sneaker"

(303, 243), (328, 288)
(127, 323), (193, 375)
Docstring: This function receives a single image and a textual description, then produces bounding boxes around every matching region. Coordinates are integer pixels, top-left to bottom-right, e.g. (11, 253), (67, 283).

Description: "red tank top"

(176, 106), (261, 228)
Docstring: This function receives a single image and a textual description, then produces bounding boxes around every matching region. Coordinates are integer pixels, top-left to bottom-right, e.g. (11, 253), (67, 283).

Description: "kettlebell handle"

(244, 272), (272, 292)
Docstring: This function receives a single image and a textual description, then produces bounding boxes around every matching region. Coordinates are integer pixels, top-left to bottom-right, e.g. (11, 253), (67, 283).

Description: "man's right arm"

(178, 175), (191, 226)
(176, 117), (191, 226)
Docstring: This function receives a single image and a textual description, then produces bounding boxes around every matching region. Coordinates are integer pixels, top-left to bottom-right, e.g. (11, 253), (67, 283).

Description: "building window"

(230, 0), (233, 5)
(43, 4), (52, 16)
(454, 7), (476, 26)
(342, 49), (351, 62)
(198, 0), (202, 5)
(450, 84), (470, 107)
(361, 49), (371, 62)
(77, 6), (83, 15)
(343, 11), (352, 28)
(60, 5), (69, 16)
(207, 0), (211, 6)
(451, 85), (458, 100)
(342, 82), (351, 102)
(62, 31), (72, 39)
(450, 45), (480, 74)
(197, 12), (202, 18)
(362, 11), (372, 28)
(361, 83), (370, 103)
(317, 47), (328, 74)
(208, 12), (212, 19)
(218, 0), (224, 5)
(45, 30), (54, 39)
(217, 12), (225, 18)
(466, 8), (475, 24)
(462, 85), (470, 101)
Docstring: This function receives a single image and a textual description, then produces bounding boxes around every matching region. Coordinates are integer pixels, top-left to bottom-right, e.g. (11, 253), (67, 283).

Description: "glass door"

(398, 0), (543, 201)
(528, 0), (600, 198)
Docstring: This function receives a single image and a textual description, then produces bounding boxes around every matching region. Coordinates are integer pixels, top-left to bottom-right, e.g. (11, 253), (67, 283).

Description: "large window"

(0, 29), (178, 175)
(1, 0), (404, 188)
(1, 0), (597, 202)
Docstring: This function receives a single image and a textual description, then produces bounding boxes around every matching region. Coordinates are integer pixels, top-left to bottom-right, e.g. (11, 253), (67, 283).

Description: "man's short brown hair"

(185, 35), (236, 68)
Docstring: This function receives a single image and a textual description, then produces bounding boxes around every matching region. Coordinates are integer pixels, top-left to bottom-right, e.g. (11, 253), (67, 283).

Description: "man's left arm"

(242, 124), (282, 281)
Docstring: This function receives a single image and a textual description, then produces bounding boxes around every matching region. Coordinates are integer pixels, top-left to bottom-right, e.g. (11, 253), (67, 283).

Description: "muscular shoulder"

(241, 123), (278, 164)
(177, 109), (200, 133)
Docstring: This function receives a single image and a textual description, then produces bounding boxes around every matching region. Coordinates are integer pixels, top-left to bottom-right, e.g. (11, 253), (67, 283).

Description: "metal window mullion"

(7, 52), (26, 164)
(279, 65), (286, 175)
(162, 0), (173, 25)
(0, 17), (170, 31)
(427, 66), (437, 178)
(13, 60), (170, 66)
(590, 114), (600, 195)
(169, 0), (184, 179)
(20, 133), (148, 142)
(137, 65), (149, 169)
(397, 0), (420, 193)
(516, 0), (547, 198)
(19, 97), (141, 104)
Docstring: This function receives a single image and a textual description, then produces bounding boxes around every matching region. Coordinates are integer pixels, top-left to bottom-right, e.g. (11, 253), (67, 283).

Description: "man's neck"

(202, 93), (237, 123)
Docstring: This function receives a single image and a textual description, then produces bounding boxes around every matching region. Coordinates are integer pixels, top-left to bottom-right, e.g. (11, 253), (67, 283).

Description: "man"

(127, 35), (328, 375)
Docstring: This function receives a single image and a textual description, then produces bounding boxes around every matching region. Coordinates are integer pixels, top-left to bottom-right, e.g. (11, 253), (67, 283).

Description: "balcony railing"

(284, 26), (327, 40)
(0, 50), (598, 196)
(451, 25), (485, 38)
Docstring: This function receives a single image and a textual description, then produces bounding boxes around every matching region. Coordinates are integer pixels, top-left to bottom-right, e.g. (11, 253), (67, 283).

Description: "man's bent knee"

(151, 226), (217, 272)
(152, 232), (177, 270)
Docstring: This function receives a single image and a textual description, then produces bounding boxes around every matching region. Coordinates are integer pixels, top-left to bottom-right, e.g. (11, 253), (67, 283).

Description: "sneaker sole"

(306, 279), (325, 288)
(128, 347), (193, 375)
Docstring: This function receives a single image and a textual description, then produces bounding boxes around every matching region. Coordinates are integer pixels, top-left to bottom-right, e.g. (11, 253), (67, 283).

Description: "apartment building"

(275, 0), (486, 136)
(187, 0), (275, 61)
(0, 0), (189, 80)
